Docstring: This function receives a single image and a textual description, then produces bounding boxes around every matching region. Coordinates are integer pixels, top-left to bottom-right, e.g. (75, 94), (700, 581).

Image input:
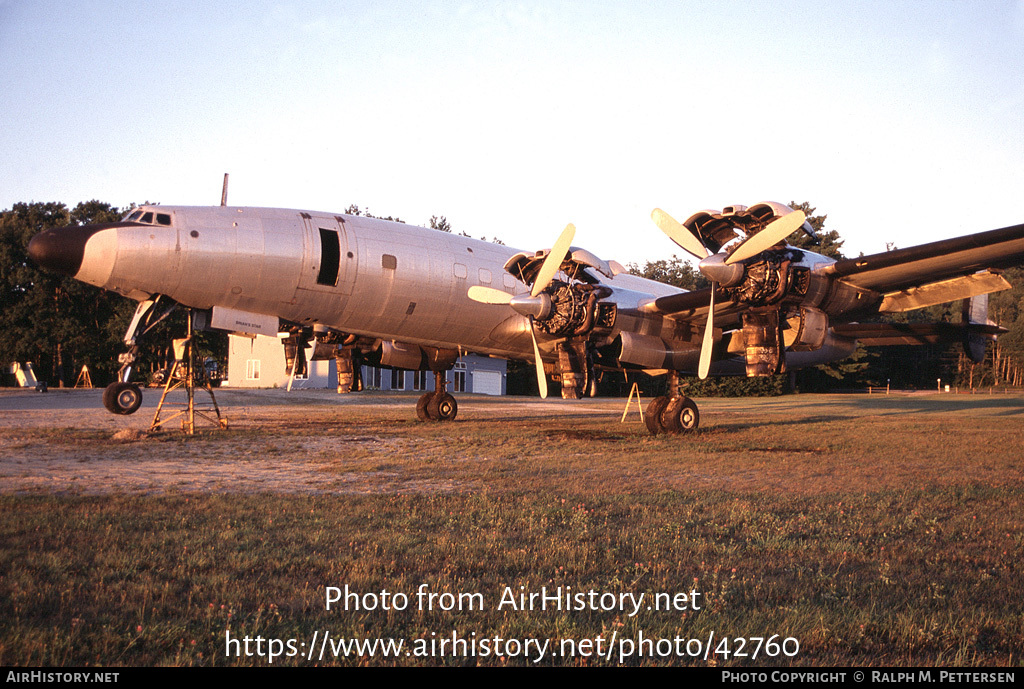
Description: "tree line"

(1, 201), (137, 386)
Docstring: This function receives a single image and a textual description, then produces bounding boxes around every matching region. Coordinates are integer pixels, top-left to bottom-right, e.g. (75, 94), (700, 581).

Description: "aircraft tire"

(662, 396), (699, 434)
(428, 392), (458, 421)
(644, 396), (670, 435)
(103, 382), (143, 415)
(416, 393), (432, 422)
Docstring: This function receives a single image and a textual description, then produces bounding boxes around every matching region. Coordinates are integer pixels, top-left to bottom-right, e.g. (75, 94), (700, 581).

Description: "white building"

(225, 334), (506, 395)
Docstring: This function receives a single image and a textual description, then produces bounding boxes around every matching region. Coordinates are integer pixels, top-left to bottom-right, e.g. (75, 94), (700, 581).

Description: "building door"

(472, 371), (503, 396)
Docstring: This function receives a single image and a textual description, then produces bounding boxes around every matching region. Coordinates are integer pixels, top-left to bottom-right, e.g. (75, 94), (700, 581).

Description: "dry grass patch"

(0, 391), (1021, 665)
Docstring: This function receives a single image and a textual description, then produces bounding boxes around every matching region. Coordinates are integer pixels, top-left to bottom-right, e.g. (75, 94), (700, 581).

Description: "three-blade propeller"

(468, 223), (576, 398)
(652, 208), (806, 379)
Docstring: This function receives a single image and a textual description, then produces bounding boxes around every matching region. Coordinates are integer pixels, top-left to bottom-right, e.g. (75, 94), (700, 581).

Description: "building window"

(246, 359), (261, 380)
(390, 369), (405, 391)
(413, 370), (428, 391)
(453, 361), (467, 393)
(366, 366), (382, 390)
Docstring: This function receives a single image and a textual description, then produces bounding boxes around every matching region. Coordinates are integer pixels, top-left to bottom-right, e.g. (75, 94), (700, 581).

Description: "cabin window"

(381, 254), (398, 271)
(317, 228), (341, 286)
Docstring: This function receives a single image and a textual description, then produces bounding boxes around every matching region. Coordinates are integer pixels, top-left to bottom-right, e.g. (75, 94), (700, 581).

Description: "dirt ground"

(2, 386), (1022, 497)
(0, 387), (619, 496)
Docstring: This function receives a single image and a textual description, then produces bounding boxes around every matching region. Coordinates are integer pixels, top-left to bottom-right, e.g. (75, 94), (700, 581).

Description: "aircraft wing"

(820, 222), (1024, 293)
(644, 286), (717, 317)
(643, 222), (1024, 324)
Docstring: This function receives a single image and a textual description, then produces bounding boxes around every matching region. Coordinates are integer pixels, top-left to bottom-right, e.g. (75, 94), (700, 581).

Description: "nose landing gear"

(103, 381), (143, 415)
(103, 297), (226, 434)
(102, 295), (179, 417)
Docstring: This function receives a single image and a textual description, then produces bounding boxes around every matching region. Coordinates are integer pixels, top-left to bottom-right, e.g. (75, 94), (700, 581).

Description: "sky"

(2, 0), (1023, 267)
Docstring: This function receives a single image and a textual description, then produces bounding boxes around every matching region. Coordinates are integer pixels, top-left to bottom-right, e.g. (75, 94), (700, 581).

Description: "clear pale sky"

(2, 0), (1023, 266)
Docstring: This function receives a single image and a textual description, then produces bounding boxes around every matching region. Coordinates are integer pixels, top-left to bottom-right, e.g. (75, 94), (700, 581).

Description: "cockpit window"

(122, 209), (173, 226)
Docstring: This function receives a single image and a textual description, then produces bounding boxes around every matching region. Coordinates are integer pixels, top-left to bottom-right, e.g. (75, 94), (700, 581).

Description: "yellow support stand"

(149, 312), (227, 435)
(74, 365), (93, 388)
(620, 382), (645, 424)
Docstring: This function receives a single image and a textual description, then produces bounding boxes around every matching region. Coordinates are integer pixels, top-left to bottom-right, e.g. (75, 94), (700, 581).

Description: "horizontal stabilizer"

(833, 321), (1005, 347)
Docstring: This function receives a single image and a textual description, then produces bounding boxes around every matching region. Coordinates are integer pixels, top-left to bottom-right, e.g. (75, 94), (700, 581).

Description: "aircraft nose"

(27, 223), (114, 276)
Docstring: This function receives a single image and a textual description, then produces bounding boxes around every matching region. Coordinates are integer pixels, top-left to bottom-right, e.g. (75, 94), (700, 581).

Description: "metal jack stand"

(149, 310), (227, 434)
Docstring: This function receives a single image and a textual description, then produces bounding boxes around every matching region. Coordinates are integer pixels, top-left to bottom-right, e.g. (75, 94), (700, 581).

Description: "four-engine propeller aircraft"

(27, 199), (1024, 434)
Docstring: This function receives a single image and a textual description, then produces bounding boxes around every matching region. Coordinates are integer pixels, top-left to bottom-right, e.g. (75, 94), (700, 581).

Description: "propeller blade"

(726, 210), (806, 265)
(529, 317), (548, 399)
(698, 285), (716, 379)
(651, 208), (710, 260)
(531, 223), (576, 298)
(468, 285), (513, 304)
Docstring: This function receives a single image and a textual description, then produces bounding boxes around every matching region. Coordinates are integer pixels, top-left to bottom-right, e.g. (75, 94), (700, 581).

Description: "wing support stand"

(149, 309), (227, 435)
(643, 370), (700, 435)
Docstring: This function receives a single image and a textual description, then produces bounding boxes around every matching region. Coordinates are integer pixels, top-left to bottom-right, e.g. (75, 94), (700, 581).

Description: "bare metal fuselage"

(76, 206), (716, 367)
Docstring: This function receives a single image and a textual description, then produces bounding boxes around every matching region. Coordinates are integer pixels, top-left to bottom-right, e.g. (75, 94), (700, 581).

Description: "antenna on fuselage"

(220, 173), (229, 206)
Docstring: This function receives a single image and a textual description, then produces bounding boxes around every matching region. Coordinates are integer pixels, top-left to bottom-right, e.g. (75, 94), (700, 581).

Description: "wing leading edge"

(822, 222), (1024, 293)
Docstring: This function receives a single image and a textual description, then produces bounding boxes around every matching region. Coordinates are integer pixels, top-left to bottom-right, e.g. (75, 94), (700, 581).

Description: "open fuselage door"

(298, 214), (355, 296)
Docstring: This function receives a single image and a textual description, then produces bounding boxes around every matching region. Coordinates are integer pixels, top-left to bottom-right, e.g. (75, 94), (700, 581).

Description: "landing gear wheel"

(416, 393), (432, 422)
(676, 397), (699, 432)
(427, 392), (458, 421)
(662, 396), (699, 434)
(103, 382), (143, 415)
(645, 396), (670, 435)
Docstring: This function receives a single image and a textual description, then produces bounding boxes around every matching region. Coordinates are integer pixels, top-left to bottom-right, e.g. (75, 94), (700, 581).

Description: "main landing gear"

(644, 371), (700, 435)
(416, 370), (458, 422)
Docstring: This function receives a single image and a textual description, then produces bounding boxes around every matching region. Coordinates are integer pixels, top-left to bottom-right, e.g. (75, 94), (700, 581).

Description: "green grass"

(1, 392), (1022, 666)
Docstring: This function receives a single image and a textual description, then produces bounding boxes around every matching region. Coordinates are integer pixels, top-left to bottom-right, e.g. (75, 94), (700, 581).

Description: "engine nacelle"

(615, 332), (696, 370)
(784, 307), (829, 351)
(380, 342), (460, 371)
